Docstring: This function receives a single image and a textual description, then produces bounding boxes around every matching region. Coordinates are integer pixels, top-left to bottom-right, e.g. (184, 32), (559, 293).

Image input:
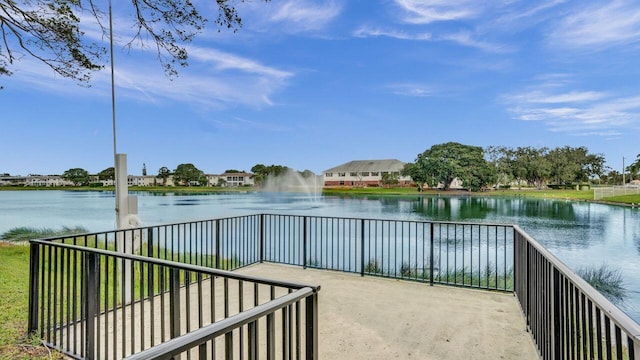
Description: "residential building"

(323, 159), (412, 187)
(219, 172), (254, 187)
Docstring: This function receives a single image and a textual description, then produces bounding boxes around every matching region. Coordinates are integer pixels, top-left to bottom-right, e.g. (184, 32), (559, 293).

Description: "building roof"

(220, 172), (252, 176)
(323, 159), (406, 173)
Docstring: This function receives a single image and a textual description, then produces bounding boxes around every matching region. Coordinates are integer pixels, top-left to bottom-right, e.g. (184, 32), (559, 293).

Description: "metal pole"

(109, 0), (119, 227)
(623, 156), (625, 186)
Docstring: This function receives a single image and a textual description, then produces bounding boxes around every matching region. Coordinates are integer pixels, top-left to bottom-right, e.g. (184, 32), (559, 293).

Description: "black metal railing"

(28, 213), (640, 359)
(124, 287), (318, 360)
(28, 239), (319, 360)
(262, 214), (513, 290)
(515, 226), (640, 360)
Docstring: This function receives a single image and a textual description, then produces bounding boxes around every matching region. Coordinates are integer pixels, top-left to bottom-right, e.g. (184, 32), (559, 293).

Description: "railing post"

(305, 293), (318, 360)
(85, 252), (99, 360)
(248, 320), (258, 360)
(429, 223), (434, 286)
(360, 219), (365, 277)
(303, 216), (308, 269)
(169, 268), (181, 340)
(216, 219), (221, 269)
(28, 243), (40, 335)
(513, 227), (518, 294)
(552, 267), (562, 360)
(147, 228), (154, 257)
(260, 214), (265, 263)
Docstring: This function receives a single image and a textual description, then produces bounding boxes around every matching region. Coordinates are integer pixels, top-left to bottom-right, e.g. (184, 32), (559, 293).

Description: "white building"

(323, 159), (412, 187)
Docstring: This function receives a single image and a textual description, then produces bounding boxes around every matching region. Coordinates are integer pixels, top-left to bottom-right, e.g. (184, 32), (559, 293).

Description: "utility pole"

(623, 156), (626, 186)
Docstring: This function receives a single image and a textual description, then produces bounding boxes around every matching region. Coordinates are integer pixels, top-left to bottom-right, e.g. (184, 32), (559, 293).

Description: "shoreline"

(1, 185), (638, 207)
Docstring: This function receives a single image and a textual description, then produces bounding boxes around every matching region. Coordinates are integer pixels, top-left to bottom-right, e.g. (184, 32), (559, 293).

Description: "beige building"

(323, 159), (412, 187)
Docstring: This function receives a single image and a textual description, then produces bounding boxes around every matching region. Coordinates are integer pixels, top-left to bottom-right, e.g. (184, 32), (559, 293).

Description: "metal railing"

(28, 213), (640, 359)
(28, 239), (319, 360)
(515, 226), (640, 360)
(262, 214), (513, 291)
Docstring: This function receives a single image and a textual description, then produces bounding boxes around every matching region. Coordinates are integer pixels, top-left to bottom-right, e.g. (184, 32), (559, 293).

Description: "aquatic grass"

(577, 263), (628, 304)
(1, 226), (88, 242)
(434, 266), (513, 291)
(363, 259), (383, 274)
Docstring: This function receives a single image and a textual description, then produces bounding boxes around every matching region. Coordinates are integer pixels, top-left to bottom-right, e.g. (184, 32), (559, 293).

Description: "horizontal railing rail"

(124, 287), (318, 360)
(515, 226), (640, 360)
(37, 214), (262, 271)
(28, 239), (318, 360)
(262, 214), (514, 291)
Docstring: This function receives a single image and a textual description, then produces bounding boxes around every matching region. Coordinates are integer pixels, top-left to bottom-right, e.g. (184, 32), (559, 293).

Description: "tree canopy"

(0, 0), (264, 88)
(486, 146), (604, 189)
(250, 164), (290, 186)
(157, 166), (171, 186)
(172, 163), (204, 186)
(408, 142), (494, 191)
(62, 167), (90, 186)
(626, 154), (640, 182)
(97, 167), (115, 181)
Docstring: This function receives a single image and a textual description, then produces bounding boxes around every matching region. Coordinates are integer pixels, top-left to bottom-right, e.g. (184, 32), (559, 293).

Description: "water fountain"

(259, 169), (323, 210)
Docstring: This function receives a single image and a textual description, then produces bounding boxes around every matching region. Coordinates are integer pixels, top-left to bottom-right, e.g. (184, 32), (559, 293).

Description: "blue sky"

(2, 0), (640, 176)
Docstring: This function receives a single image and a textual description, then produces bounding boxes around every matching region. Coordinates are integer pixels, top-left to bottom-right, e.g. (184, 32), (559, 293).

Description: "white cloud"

(203, 117), (292, 132)
(353, 26), (508, 53)
(186, 46), (292, 79)
(394, 0), (480, 24)
(385, 83), (436, 97)
(487, 0), (566, 31)
(267, 0), (341, 32)
(550, 0), (640, 49)
(8, 45), (292, 110)
(439, 31), (511, 53)
(510, 90), (607, 104)
(503, 81), (640, 136)
(352, 26), (431, 41)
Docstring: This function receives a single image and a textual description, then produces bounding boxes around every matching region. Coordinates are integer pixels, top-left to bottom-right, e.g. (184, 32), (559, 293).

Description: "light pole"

(623, 156), (626, 186)
(109, 1), (138, 304)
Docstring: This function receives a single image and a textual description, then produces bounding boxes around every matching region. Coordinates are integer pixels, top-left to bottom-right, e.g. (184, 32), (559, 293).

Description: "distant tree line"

(57, 163), (317, 187)
(403, 142), (613, 191)
(10, 148), (640, 190)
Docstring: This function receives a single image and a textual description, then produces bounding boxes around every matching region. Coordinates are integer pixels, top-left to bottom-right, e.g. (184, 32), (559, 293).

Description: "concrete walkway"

(238, 263), (538, 360)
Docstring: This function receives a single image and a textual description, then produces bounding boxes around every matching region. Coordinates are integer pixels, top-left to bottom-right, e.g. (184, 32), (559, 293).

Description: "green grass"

(601, 194), (640, 204)
(0, 243), (60, 359)
(7, 184), (639, 206)
(0, 231), (242, 359)
(323, 186), (598, 201)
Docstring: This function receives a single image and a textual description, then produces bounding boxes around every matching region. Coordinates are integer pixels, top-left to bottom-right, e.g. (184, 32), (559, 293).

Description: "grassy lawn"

(324, 186), (598, 200)
(600, 194), (640, 204)
(4, 184), (637, 205)
(0, 243), (57, 359)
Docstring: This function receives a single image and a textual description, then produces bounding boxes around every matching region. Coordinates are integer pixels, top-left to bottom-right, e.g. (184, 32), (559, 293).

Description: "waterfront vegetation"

(577, 264), (628, 305)
(0, 184), (638, 205)
(1, 226), (88, 242)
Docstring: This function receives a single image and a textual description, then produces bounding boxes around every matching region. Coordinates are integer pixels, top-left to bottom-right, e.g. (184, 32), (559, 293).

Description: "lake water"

(1, 190), (639, 322)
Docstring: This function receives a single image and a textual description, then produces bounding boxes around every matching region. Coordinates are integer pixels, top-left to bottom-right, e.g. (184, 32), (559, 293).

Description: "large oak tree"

(410, 142), (494, 192)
